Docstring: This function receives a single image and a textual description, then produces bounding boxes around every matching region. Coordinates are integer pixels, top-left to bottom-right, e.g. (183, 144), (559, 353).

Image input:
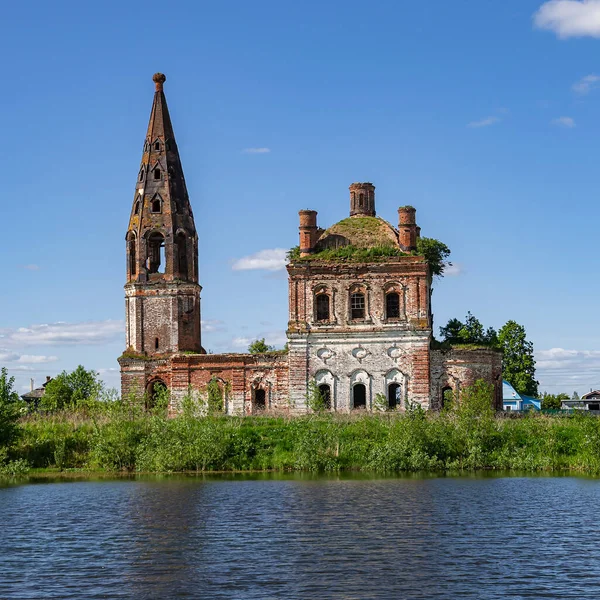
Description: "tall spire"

(123, 74), (202, 356)
(126, 72), (198, 284)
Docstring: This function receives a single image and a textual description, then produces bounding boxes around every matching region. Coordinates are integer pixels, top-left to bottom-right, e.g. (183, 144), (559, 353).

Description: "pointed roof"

(126, 73), (198, 284)
(146, 73), (176, 143)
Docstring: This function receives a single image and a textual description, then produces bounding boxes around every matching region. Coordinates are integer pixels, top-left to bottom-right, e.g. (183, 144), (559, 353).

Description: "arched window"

(254, 389), (266, 411)
(350, 292), (365, 320)
(388, 383), (401, 410)
(139, 169), (144, 182)
(176, 233), (188, 278)
(318, 384), (331, 410)
(386, 292), (400, 319)
(127, 234), (136, 276)
(151, 198), (161, 213)
(134, 201), (140, 215)
(153, 168), (161, 180)
(359, 193), (364, 207)
(148, 232), (165, 273)
(154, 141), (160, 151)
(316, 293), (330, 321)
(353, 383), (367, 409)
(154, 337), (159, 350)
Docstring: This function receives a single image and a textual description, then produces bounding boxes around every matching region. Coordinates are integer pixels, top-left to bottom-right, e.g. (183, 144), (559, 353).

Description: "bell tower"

(123, 73), (202, 355)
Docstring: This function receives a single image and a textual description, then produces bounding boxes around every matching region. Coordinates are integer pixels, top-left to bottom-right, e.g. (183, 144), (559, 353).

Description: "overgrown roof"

(316, 216), (399, 250)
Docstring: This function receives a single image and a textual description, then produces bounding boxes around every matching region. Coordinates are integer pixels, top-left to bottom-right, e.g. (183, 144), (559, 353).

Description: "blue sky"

(2, 0), (600, 395)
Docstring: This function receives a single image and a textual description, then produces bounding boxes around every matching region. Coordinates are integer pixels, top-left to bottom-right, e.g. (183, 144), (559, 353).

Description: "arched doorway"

(254, 389), (266, 412)
(318, 384), (331, 410)
(353, 383), (367, 409)
(441, 386), (454, 409)
(146, 379), (167, 410)
(388, 383), (401, 410)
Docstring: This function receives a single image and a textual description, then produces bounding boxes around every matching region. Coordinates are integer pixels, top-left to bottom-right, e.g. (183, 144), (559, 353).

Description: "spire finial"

(152, 73), (166, 92)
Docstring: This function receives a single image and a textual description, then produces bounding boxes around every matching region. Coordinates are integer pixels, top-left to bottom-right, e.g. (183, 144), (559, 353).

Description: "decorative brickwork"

(119, 75), (502, 414)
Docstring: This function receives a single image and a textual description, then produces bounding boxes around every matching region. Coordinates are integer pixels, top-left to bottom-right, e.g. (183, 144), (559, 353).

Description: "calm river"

(1, 475), (599, 599)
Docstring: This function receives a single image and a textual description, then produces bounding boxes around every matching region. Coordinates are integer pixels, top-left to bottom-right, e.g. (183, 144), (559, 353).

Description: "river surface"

(1, 474), (600, 599)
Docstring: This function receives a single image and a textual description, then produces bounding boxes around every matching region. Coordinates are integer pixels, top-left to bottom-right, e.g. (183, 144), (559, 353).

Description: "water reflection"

(1, 475), (600, 598)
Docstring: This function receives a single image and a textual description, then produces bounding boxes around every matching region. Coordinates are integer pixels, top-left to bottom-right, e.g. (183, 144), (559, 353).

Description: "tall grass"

(6, 381), (600, 475)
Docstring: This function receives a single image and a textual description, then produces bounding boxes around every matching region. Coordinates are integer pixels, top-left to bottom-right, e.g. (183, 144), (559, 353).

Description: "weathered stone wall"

(430, 347), (503, 410)
(287, 257), (433, 410)
(120, 353), (289, 415)
(125, 281), (202, 354)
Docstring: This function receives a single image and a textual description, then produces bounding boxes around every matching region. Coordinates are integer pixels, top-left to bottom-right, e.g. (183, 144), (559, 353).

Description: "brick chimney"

(298, 210), (318, 257)
(398, 206), (418, 251)
(349, 182), (375, 217)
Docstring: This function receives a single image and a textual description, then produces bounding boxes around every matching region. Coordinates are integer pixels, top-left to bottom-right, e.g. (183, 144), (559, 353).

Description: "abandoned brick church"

(119, 74), (502, 413)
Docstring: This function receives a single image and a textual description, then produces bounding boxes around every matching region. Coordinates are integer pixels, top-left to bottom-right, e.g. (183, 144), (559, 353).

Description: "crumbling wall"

(430, 347), (503, 411)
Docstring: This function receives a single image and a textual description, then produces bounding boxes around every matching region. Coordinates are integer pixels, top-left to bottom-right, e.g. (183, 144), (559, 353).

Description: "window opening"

(148, 232), (165, 274)
(154, 141), (160, 151)
(254, 389), (266, 411)
(177, 234), (188, 279)
(154, 337), (159, 350)
(318, 384), (331, 410)
(151, 198), (161, 213)
(134, 201), (140, 215)
(359, 193), (364, 207)
(353, 383), (367, 409)
(139, 169), (144, 182)
(386, 292), (400, 319)
(388, 383), (401, 410)
(153, 168), (161, 180)
(442, 386), (453, 409)
(128, 239), (136, 276)
(316, 294), (330, 321)
(351, 292), (365, 320)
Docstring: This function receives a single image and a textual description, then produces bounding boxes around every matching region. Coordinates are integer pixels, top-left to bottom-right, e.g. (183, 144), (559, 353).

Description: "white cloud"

(552, 116), (576, 127)
(201, 319), (226, 333)
(0, 349), (59, 363)
(467, 116), (500, 128)
(0, 320), (123, 346)
(536, 347), (600, 393)
(230, 330), (287, 351)
(572, 74), (600, 94)
(232, 248), (288, 272)
(17, 355), (59, 364)
(444, 263), (463, 276)
(231, 336), (252, 349)
(534, 1), (600, 38)
(242, 147), (271, 154)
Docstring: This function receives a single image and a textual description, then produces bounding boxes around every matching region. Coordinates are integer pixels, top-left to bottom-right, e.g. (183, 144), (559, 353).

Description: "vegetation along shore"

(2, 367), (600, 477)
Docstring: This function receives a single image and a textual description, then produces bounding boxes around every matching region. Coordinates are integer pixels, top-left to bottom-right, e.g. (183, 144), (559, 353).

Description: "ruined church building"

(119, 74), (502, 413)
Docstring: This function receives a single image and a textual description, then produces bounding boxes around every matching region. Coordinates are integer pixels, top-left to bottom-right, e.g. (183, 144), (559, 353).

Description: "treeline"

(3, 374), (600, 476)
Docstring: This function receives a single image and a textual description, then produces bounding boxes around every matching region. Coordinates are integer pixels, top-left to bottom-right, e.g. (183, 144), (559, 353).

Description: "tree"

(0, 368), (20, 448)
(439, 312), (498, 346)
(416, 237), (451, 277)
(439, 318), (463, 344)
(42, 365), (103, 410)
(572, 391), (580, 401)
(497, 321), (538, 397)
(541, 393), (569, 410)
(248, 338), (275, 354)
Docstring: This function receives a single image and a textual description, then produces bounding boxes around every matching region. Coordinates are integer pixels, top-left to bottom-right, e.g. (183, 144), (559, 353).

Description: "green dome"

(316, 216), (399, 250)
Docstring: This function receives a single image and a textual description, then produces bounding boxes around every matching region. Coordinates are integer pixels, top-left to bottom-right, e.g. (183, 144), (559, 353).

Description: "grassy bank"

(4, 391), (600, 476)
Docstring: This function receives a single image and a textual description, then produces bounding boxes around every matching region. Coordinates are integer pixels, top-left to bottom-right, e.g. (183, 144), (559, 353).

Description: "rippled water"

(1, 475), (600, 598)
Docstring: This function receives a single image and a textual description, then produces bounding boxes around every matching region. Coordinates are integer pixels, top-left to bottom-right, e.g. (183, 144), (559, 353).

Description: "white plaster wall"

(305, 330), (430, 412)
